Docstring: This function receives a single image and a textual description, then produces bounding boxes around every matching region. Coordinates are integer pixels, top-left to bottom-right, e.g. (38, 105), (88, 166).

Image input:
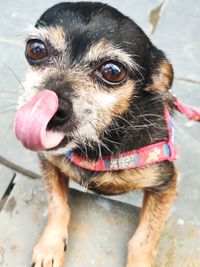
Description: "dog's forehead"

(35, 2), (125, 43)
(36, 2), (125, 28)
(32, 2), (138, 56)
(27, 2), (149, 68)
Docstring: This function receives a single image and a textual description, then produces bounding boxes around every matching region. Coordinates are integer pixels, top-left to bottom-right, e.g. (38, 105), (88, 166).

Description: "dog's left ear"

(145, 46), (174, 93)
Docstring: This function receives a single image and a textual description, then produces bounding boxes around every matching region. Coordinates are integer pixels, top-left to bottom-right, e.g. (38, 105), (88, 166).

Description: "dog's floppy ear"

(145, 46), (174, 93)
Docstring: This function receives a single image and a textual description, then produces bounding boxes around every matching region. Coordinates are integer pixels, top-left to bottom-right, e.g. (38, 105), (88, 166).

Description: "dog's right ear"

(145, 46), (174, 93)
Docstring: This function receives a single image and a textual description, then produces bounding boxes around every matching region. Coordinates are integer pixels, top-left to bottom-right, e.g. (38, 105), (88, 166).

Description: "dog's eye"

(25, 40), (48, 64)
(98, 61), (127, 84)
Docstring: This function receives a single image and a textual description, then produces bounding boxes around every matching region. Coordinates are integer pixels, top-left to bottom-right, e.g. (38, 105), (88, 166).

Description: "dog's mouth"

(14, 90), (65, 151)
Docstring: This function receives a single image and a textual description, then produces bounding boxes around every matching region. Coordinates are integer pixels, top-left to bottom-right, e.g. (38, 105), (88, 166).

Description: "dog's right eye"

(25, 40), (48, 64)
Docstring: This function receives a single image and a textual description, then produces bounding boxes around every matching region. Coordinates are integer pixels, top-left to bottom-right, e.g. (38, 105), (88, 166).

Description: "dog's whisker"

(3, 63), (25, 92)
(138, 114), (164, 119)
(78, 145), (89, 158)
(99, 140), (113, 154)
(6, 119), (15, 134)
(102, 136), (122, 145)
(88, 121), (103, 159)
(133, 62), (145, 81)
(97, 142), (103, 159)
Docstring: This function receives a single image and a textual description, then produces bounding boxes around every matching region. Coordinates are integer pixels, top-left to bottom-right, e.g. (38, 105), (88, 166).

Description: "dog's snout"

(48, 97), (73, 129)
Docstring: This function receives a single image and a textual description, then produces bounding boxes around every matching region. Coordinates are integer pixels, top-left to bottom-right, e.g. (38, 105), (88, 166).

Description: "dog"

(14, 2), (178, 267)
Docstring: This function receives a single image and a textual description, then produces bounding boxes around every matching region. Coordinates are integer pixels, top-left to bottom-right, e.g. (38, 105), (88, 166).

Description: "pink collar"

(66, 99), (199, 172)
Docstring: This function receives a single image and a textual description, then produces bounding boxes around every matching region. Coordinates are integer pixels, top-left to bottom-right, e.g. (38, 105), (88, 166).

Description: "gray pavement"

(1, 168), (200, 267)
(0, 0), (200, 266)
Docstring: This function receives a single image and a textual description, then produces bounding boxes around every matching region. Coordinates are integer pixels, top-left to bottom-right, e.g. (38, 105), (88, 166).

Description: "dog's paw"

(125, 259), (152, 267)
(31, 236), (67, 267)
(125, 257), (152, 267)
(125, 250), (152, 267)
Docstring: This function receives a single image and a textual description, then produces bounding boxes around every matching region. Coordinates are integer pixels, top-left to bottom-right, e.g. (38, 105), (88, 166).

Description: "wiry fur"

(18, 2), (177, 267)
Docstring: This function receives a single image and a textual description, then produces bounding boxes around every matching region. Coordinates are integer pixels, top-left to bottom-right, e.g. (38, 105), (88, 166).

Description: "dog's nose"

(48, 97), (73, 128)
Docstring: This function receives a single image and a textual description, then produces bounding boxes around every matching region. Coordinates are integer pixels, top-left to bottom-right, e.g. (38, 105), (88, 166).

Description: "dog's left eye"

(97, 61), (127, 85)
(25, 40), (48, 64)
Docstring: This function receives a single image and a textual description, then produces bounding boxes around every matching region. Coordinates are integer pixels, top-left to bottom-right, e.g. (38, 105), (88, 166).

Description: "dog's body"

(15, 2), (177, 267)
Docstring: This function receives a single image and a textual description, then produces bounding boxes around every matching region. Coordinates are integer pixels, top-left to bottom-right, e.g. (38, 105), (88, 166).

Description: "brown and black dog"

(14, 2), (177, 267)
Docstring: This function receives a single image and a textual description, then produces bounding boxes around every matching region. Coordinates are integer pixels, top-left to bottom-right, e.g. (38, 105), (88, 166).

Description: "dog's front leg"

(32, 157), (70, 267)
(126, 172), (177, 267)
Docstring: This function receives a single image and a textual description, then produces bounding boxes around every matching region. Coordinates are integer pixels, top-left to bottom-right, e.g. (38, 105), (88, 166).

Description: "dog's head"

(15, 2), (173, 155)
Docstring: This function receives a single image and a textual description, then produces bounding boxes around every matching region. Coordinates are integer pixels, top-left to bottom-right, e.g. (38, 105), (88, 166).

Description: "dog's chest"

(48, 155), (145, 195)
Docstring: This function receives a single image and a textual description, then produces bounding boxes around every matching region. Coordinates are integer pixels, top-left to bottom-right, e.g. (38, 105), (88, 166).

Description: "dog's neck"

(64, 95), (200, 172)
(66, 108), (177, 171)
(73, 91), (169, 160)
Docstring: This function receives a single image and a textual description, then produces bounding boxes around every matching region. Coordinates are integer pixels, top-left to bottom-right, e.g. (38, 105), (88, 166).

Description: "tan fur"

(126, 171), (177, 267)
(87, 39), (135, 69)
(27, 26), (67, 51)
(38, 155), (177, 267)
(47, 154), (167, 195)
(93, 79), (135, 134)
(88, 166), (161, 195)
(22, 21), (177, 267)
(49, 26), (67, 51)
(32, 158), (70, 267)
(111, 80), (136, 115)
(145, 60), (174, 93)
(48, 154), (83, 184)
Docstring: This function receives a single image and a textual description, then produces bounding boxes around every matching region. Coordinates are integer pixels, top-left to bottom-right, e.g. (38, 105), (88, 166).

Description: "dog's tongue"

(14, 90), (64, 151)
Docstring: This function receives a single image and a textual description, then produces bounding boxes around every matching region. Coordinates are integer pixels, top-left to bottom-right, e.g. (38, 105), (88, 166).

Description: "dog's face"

(15, 2), (173, 154)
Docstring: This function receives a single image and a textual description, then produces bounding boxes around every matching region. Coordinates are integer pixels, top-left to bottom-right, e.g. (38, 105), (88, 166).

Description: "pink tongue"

(14, 90), (65, 151)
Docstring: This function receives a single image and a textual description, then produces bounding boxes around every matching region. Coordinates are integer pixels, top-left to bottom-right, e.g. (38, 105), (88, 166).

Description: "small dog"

(15, 2), (178, 267)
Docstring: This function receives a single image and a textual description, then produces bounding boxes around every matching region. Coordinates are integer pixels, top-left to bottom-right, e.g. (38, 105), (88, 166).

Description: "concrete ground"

(0, 0), (200, 266)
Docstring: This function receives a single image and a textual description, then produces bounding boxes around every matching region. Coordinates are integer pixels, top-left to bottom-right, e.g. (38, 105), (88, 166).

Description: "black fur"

(33, 2), (176, 196)
(35, 2), (171, 158)
(36, 2), (159, 80)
